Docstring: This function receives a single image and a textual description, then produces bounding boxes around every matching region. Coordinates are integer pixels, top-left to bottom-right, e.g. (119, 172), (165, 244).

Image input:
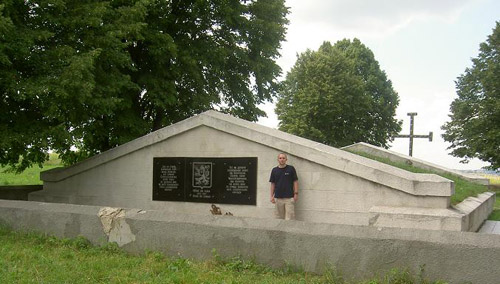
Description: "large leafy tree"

(442, 22), (500, 170)
(0, 0), (288, 171)
(276, 39), (401, 148)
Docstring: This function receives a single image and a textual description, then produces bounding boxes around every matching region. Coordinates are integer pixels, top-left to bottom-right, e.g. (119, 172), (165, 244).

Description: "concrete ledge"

(369, 192), (496, 232)
(369, 206), (465, 231)
(0, 200), (499, 284)
(342, 142), (489, 185)
(0, 185), (43, 201)
(453, 192), (496, 232)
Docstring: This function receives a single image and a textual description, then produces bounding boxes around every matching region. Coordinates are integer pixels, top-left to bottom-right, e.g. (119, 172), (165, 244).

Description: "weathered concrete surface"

(368, 206), (466, 231)
(340, 142), (495, 231)
(479, 221), (500, 235)
(1, 200), (499, 284)
(30, 111), (457, 231)
(454, 192), (496, 232)
(342, 142), (489, 185)
(0, 200), (107, 244)
(368, 192), (496, 232)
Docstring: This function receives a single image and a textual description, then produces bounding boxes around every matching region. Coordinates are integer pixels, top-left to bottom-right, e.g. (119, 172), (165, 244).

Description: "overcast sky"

(257, 0), (499, 170)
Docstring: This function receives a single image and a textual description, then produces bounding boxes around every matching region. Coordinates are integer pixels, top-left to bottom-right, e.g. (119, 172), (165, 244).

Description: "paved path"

(478, 221), (500, 234)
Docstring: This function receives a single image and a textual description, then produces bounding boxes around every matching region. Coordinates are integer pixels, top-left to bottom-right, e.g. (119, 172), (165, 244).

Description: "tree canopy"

(0, 0), (288, 171)
(442, 22), (500, 170)
(275, 39), (401, 148)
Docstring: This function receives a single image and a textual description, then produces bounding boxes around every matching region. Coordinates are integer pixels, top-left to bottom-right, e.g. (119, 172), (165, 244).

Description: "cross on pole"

(394, 112), (433, 156)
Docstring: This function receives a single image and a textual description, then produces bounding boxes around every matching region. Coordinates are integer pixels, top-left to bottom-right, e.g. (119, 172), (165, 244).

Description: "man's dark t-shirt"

(269, 165), (298, 198)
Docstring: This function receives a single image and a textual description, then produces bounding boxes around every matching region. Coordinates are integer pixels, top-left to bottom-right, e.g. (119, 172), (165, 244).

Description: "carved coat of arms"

(192, 162), (212, 188)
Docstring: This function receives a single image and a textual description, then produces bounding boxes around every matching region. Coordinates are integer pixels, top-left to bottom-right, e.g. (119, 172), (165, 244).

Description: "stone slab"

(369, 206), (465, 231)
(478, 221), (500, 235)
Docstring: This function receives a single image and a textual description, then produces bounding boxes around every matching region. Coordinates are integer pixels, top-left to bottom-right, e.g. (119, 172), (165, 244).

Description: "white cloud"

(287, 0), (472, 38)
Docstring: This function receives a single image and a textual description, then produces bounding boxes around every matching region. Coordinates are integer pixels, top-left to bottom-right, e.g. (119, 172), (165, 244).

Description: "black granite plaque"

(152, 158), (185, 201)
(153, 157), (256, 205)
(219, 158), (256, 205)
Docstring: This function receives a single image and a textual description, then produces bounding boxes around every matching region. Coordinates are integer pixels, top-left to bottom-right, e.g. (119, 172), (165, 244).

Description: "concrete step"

(369, 206), (465, 231)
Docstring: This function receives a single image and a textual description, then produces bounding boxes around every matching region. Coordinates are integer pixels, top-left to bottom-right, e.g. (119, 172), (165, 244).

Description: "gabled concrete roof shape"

(41, 110), (453, 197)
(342, 142), (489, 185)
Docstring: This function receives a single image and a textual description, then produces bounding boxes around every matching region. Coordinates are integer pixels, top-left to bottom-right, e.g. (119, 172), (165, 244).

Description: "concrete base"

(1, 200), (499, 284)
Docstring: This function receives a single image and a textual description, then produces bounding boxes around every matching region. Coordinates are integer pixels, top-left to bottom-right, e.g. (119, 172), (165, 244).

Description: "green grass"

(485, 183), (500, 221)
(0, 154), (62, 186)
(0, 225), (447, 284)
(489, 209), (500, 221)
(347, 150), (500, 221)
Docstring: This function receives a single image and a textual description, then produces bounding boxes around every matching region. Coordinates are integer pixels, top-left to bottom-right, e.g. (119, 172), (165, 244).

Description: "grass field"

(482, 174), (500, 185)
(0, 225), (447, 284)
(482, 174), (500, 220)
(0, 154), (62, 186)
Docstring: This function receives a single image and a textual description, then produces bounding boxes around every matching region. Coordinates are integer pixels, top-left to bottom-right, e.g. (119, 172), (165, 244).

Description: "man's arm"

(270, 182), (276, 203)
(293, 180), (298, 202)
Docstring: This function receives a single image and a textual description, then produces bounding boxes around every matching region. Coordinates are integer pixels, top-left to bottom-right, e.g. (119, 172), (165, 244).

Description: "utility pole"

(394, 112), (433, 156)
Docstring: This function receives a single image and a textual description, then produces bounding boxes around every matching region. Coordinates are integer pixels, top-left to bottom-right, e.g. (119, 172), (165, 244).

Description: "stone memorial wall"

(30, 110), (493, 232)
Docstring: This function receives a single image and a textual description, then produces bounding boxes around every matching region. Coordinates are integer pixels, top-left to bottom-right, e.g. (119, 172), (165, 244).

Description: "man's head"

(277, 153), (288, 167)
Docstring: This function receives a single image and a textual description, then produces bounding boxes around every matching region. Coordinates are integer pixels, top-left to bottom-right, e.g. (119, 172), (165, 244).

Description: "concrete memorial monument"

(30, 110), (494, 231)
(2, 110), (499, 283)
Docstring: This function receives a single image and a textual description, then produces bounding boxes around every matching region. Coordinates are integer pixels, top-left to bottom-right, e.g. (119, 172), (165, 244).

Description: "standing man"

(269, 153), (299, 220)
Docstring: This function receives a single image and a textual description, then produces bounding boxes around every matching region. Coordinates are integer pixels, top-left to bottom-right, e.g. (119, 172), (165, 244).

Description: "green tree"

(442, 22), (500, 170)
(276, 39), (401, 148)
(0, 0), (288, 171)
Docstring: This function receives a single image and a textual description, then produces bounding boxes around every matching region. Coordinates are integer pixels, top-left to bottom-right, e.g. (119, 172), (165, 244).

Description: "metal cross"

(394, 112), (433, 156)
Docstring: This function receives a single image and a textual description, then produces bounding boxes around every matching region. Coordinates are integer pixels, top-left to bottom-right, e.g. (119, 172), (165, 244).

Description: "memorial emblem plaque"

(153, 157), (257, 205)
(192, 162), (212, 188)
